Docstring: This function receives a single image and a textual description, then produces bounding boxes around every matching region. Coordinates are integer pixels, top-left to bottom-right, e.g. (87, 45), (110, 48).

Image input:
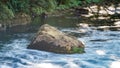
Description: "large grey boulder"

(27, 24), (85, 54)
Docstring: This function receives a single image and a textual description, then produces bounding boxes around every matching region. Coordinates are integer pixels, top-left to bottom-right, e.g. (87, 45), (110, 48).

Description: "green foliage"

(0, 0), (30, 20)
(29, 0), (57, 15)
(56, 0), (81, 10)
(86, 0), (103, 4)
(0, 0), (119, 20)
(56, 5), (69, 10)
(6, 0), (30, 13)
(70, 0), (81, 7)
(0, 2), (14, 20)
(71, 47), (85, 53)
(47, 0), (57, 12)
(32, 6), (45, 15)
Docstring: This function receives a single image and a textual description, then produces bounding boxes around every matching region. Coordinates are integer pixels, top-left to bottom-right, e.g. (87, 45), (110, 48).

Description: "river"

(0, 15), (120, 68)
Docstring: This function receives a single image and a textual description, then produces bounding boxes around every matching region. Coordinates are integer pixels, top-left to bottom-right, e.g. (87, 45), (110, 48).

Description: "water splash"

(96, 50), (106, 55)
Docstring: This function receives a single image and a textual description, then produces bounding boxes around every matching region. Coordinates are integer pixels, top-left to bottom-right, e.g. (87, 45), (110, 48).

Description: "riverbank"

(0, 4), (120, 32)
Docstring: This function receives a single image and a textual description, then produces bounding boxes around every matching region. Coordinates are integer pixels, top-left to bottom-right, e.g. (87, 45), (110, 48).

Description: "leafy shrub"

(0, 2), (14, 20)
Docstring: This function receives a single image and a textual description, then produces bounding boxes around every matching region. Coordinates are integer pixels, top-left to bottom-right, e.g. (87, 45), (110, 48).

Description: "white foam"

(64, 62), (79, 68)
(0, 65), (11, 68)
(77, 23), (89, 28)
(110, 61), (120, 68)
(62, 58), (80, 68)
(28, 63), (62, 68)
(96, 50), (106, 55)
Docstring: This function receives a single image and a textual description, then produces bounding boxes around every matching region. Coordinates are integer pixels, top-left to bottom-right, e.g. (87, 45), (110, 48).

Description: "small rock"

(114, 21), (120, 26)
(76, 23), (91, 33)
(77, 23), (89, 28)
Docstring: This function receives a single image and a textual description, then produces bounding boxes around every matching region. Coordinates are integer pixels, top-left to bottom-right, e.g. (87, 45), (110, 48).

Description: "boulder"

(27, 24), (85, 54)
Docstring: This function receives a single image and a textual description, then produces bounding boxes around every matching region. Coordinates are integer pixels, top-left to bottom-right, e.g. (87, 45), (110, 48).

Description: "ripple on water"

(0, 27), (120, 68)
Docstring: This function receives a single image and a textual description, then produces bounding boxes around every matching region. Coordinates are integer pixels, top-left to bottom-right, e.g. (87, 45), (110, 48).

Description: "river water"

(0, 16), (120, 68)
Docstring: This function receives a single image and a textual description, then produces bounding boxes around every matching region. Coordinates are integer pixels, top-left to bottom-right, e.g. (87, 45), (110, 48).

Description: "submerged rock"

(27, 24), (85, 54)
(76, 23), (92, 33)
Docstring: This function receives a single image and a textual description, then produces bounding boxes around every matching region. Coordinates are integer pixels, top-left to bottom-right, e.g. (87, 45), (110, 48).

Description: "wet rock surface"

(27, 24), (85, 54)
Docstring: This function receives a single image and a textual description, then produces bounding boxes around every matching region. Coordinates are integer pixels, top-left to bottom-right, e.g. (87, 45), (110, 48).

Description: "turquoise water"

(0, 16), (120, 68)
